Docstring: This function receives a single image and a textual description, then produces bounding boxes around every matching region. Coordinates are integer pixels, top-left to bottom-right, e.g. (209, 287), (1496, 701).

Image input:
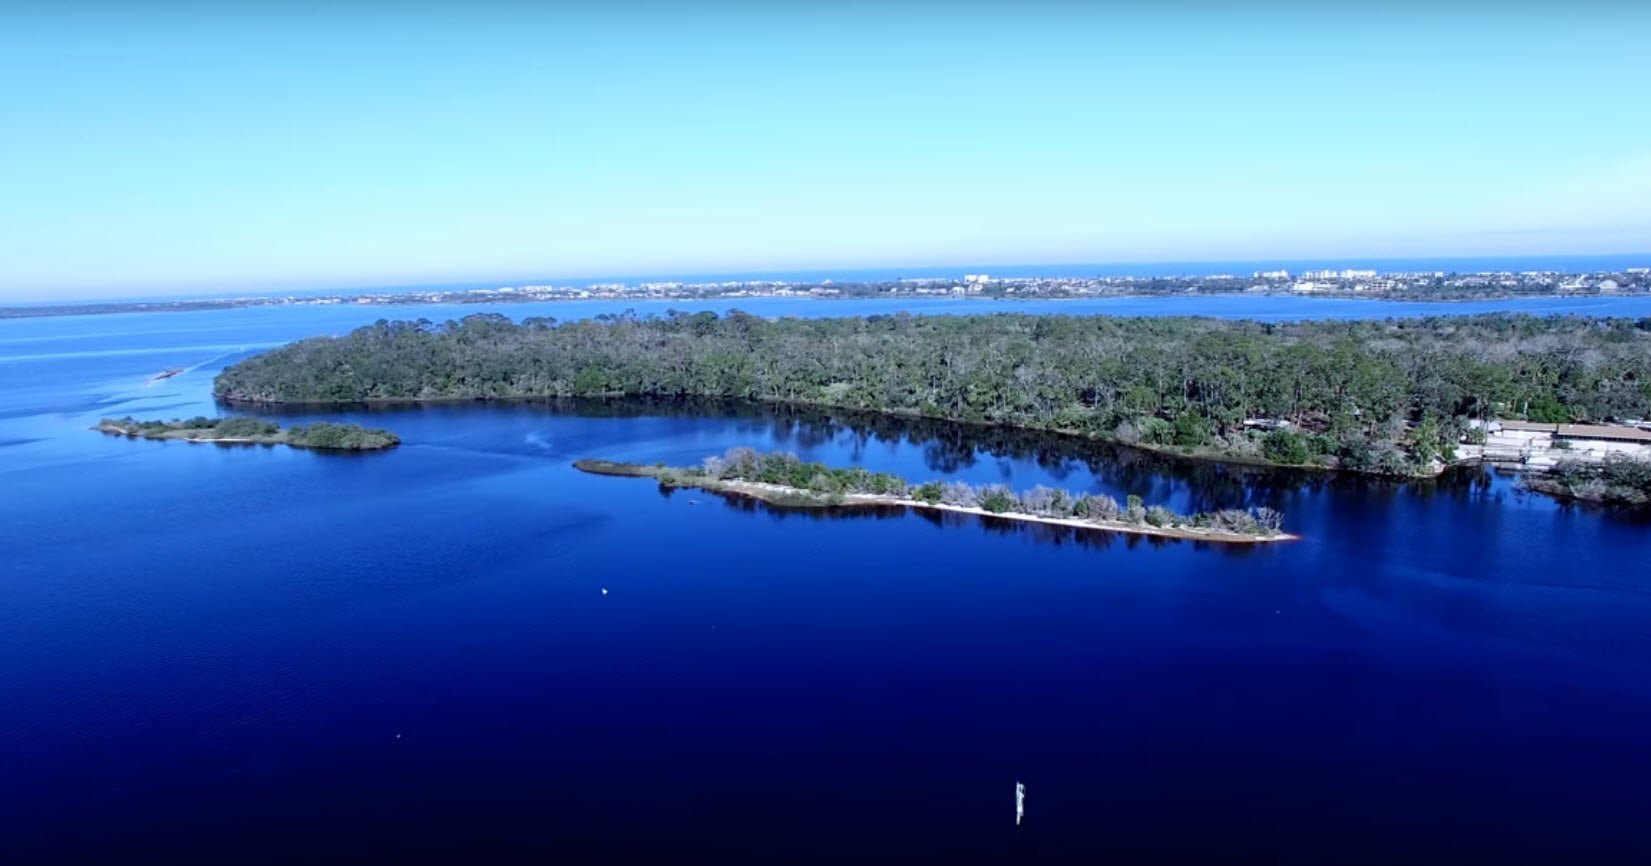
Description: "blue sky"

(3, 2), (1649, 300)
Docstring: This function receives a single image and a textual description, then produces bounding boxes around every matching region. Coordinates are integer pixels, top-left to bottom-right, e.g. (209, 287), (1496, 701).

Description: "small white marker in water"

(1016, 781), (1025, 825)
(601, 588), (608, 595)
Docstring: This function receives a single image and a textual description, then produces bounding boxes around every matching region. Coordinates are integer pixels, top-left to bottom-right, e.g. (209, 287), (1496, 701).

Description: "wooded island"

(96, 416), (399, 451)
(213, 310), (1651, 479)
(575, 449), (1293, 543)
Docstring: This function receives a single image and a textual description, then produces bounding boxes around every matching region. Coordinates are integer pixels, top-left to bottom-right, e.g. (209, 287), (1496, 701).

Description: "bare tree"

(940, 481), (979, 507)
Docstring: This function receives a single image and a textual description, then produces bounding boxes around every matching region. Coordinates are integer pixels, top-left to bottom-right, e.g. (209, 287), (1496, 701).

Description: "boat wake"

(181, 347), (250, 376)
(143, 347), (252, 386)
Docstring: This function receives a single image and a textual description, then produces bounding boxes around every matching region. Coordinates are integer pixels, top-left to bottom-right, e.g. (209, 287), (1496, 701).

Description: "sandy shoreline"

(575, 462), (1296, 545)
(94, 423), (273, 445)
(758, 480), (1294, 544)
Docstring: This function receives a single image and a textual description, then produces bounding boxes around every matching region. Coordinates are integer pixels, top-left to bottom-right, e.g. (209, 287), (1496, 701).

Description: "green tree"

(1262, 429), (1312, 465)
(1173, 413), (1210, 448)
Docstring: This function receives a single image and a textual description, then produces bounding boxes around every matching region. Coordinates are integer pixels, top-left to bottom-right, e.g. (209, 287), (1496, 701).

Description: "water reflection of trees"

(270, 395), (1649, 526)
(323, 396), (1456, 511)
(654, 398), (1325, 513)
(708, 492), (908, 523)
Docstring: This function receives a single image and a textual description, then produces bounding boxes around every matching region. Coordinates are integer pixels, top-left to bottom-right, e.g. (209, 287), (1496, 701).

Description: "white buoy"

(601, 588), (609, 595)
(1016, 781), (1025, 825)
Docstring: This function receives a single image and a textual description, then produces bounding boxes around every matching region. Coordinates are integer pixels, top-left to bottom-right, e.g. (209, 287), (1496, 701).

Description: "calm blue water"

(3, 300), (1651, 864)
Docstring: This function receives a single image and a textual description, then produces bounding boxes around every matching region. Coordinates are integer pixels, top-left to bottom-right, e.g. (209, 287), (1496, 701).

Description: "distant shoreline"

(5, 291), (1643, 322)
(7, 268), (1650, 321)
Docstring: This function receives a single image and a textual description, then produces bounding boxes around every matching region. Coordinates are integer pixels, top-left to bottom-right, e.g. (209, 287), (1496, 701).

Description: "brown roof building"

(1496, 420), (1651, 443)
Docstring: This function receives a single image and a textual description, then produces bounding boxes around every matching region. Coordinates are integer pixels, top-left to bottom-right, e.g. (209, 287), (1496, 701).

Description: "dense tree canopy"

(214, 311), (1651, 473)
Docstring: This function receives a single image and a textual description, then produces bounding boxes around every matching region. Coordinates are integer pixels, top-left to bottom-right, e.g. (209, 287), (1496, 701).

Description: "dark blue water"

(3, 301), (1651, 864)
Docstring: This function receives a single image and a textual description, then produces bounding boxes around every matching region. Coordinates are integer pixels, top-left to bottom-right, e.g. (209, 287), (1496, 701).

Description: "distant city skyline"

(5, 253), (1639, 307)
(3, 1), (1649, 301)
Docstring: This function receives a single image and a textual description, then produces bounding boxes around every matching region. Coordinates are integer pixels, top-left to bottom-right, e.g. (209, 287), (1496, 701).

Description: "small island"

(576, 448), (1294, 544)
(95, 416), (400, 451)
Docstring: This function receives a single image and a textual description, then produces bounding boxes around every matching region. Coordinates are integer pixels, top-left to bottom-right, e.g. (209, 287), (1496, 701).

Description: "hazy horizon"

(7, 251), (1649, 306)
(4, 1), (1649, 301)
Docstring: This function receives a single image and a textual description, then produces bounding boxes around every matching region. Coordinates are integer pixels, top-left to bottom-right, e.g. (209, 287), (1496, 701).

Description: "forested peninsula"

(213, 311), (1651, 476)
(575, 449), (1292, 543)
(96, 416), (399, 451)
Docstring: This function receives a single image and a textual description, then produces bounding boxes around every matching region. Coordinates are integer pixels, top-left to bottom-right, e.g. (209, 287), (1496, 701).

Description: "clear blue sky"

(3, 2), (1648, 300)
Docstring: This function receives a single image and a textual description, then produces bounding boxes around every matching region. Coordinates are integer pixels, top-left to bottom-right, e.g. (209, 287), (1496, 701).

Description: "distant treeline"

(214, 311), (1651, 474)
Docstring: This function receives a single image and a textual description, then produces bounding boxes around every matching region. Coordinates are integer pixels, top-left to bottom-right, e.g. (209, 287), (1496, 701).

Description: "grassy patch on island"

(95, 416), (399, 451)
